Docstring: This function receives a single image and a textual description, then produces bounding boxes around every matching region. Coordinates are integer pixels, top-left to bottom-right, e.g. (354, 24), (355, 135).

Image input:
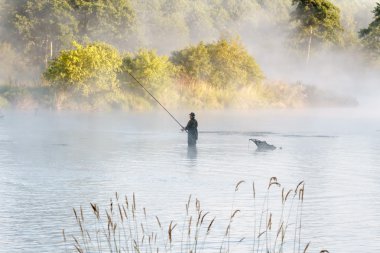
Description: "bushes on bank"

(0, 39), (355, 111)
(171, 38), (264, 88)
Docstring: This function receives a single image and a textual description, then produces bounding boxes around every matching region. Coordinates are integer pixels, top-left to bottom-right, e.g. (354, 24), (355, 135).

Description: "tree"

(10, 0), (77, 66)
(221, 0), (261, 23)
(332, 0), (376, 47)
(44, 42), (123, 108)
(207, 38), (264, 88)
(5, 0), (135, 66)
(359, 2), (380, 61)
(121, 49), (176, 92)
(256, 0), (291, 24)
(170, 42), (212, 83)
(171, 38), (264, 89)
(131, 0), (191, 52)
(120, 49), (179, 108)
(69, 0), (135, 46)
(0, 0), (4, 38)
(0, 42), (37, 83)
(291, 0), (344, 63)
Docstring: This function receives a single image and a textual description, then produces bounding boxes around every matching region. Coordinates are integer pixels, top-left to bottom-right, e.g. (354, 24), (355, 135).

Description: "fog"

(250, 0), (380, 106)
(1, 2), (380, 252)
(0, 0), (379, 108)
(130, 0), (380, 106)
(1, 109), (380, 253)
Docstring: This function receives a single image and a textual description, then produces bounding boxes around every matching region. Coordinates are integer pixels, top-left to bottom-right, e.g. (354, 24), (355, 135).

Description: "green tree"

(121, 49), (176, 92)
(0, 42), (38, 83)
(256, 0), (291, 24)
(10, 0), (77, 66)
(44, 42), (123, 108)
(291, 0), (344, 62)
(132, 0), (190, 52)
(5, 0), (135, 66)
(332, 0), (376, 47)
(222, 0), (251, 21)
(185, 1), (215, 43)
(0, 0), (4, 37)
(170, 42), (212, 83)
(69, 0), (136, 46)
(120, 49), (179, 108)
(208, 38), (264, 88)
(359, 2), (380, 61)
(171, 38), (264, 89)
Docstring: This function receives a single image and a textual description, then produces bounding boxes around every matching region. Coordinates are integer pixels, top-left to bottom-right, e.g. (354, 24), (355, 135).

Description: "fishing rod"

(127, 71), (186, 130)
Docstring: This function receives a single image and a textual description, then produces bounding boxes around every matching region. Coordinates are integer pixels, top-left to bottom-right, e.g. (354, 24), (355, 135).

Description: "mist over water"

(0, 0), (380, 252)
(0, 109), (379, 252)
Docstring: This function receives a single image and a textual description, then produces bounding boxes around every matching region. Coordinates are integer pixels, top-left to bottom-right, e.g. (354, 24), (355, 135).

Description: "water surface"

(0, 109), (379, 252)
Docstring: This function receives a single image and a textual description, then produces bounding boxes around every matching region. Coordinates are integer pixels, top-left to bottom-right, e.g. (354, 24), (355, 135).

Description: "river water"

(0, 109), (379, 253)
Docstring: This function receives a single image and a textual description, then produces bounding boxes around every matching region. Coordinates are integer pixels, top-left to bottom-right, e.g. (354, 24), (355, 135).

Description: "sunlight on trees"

(171, 39), (264, 89)
(360, 2), (380, 62)
(291, 0), (344, 62)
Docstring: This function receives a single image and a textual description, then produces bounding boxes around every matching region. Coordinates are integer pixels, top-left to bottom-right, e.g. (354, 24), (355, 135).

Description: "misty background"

(1, 2), (380, 252)
(0, 0), (379, 109)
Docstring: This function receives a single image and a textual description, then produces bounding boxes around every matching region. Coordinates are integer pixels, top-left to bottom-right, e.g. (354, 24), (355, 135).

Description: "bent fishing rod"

(127, 72), (187, 131)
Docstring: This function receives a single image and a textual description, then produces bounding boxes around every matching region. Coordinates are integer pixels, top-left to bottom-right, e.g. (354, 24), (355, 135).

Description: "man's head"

(189, 112), (195, 119)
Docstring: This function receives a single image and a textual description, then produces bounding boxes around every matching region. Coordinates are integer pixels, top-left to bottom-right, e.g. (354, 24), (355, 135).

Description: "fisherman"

(182, 112), (198, 146)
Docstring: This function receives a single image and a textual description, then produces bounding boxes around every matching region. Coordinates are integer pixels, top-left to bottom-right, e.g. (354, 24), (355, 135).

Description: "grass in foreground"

(64, 178), (329, 253)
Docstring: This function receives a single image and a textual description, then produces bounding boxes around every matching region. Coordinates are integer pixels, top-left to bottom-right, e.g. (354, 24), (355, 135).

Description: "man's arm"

(184, 120), (191, 130)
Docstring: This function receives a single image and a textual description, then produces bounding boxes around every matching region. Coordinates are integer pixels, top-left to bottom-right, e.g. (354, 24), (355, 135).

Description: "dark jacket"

(185, 118), (198, 145)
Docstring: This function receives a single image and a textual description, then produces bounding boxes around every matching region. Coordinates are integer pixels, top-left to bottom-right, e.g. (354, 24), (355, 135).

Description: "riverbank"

(0, 81), (357, 111)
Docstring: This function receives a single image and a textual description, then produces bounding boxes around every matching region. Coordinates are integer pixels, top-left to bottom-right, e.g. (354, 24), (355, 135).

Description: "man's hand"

(181, 127), (186, 132)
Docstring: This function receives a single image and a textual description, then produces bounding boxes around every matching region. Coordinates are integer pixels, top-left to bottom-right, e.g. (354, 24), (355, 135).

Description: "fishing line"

(127, 71), (186, 130)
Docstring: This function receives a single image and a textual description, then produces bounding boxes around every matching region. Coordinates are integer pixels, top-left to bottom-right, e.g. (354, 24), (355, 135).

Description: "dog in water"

(249, 139), (277, 150)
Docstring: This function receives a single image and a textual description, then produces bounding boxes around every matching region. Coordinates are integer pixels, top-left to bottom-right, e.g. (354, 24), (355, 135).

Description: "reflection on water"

(0, 110), (379, 253)
(187, 145), (198, 162)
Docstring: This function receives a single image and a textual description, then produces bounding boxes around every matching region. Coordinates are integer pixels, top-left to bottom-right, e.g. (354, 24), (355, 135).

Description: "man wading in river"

(182, 112), (198, 146)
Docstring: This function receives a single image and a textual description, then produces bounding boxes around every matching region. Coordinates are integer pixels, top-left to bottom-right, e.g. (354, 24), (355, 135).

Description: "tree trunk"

(306, 26), (313, 64)
(44, 37), (48, 68)
(50, 40), (53, 59)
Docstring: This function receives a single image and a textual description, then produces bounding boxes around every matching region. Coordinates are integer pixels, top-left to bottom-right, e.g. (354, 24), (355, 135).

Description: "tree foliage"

(69, 0), (135, 44)
(0, 0), (371, 110)
(171, 38), (264, 88)
(0, 42), (38, 82)
(170, 42), (211, 82)
(291, 0), (344, 46)
(4, 0), (135, 66)
(359, 2), (380, 60)
(10, 0), (77, 65)
(44, 42), (122, 96)
(121, 49), (176, 92)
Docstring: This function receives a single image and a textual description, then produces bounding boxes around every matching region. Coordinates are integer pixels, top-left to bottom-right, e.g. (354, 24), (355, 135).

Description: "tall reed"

(65, 179), (325, 253)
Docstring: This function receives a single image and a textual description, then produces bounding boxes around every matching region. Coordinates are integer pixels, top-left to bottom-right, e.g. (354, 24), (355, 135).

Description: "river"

(0, 109), (379, 252)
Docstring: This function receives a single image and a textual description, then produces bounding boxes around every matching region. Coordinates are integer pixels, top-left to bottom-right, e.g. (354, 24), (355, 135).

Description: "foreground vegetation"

(64, 179), (326, 253)
(0, 0), (377, 110)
